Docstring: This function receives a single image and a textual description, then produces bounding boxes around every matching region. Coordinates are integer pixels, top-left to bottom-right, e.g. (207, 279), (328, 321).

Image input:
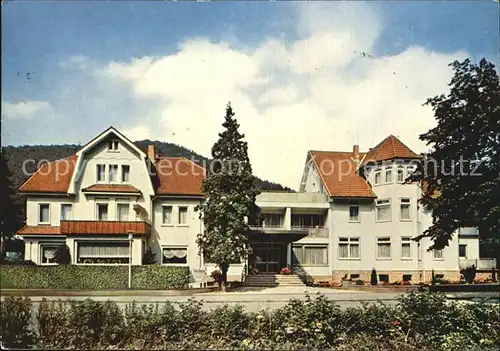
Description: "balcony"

(60, 220), (151, 236)
(458, 258), (497, 270)
(249, 225), (328, 238)
(291, 226), (329, 238)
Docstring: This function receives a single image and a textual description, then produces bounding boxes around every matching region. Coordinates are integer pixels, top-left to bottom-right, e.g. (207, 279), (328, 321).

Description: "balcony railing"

(60, 220), (151, 235)
(291, 226), (329, 238)
(458, 258), (497, 270)
(249, 225), (328, 237)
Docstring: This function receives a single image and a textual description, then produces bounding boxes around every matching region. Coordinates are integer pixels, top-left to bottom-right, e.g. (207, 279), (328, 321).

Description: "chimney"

(147, 144), (156, 162)
(353, 144), (360, 158)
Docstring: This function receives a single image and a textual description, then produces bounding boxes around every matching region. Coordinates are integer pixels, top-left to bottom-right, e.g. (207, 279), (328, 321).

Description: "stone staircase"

(244, 273), (305, 287)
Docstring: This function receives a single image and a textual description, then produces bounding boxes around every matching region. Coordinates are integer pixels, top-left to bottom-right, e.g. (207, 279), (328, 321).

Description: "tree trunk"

(221, 262), (229, 292)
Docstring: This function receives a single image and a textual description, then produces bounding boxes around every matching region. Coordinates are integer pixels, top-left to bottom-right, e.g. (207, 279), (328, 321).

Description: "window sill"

(433, 258), (444, 261)
(400, 219), (412, 222)
(107, 150), (120, 153)
(161, 224), (175, 227)
(162, 263), (189, 266)
(38, 222), (51, 226)
(177, 224), (190, 227)
(375, 220), (391, 223)
(348, 220), (361, 223)
(294, 264), (329, 267)
(338, 257), (361, 260)
(376, 257), (392, 261)
(401, 257), (413, 261)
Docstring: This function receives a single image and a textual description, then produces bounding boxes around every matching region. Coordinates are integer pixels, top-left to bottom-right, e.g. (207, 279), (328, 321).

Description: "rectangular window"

(397, 168), (405, 183)
(402, 274), (412, 282)
(349, 205), (360, 222)
(97, 203), (109, 221)
(458, 244), (467, 258)
(178, 206), (188, 225)
(374, 171), (381, 185)
(121, 165), (130, 183)
(162, 247), (187, 264)
(433, 249), (443, 259)
(292, 245), (328, 265)
(77, 241), (129, 264)
(38, 204), (50, 224)
(41, 245), (61, 264)
(60, 204), (72, 221)
(401, 237), (412, 259)
(385, 169), (392, 183)
(400, 198), (411, 221)
(117, 203), (129, 221)
(264, 213), (284, 228)
(97, 164), (106, 182)
(377, 237), (391, 259)
(108, 140), (119, 151)
(291, 214), (324, 228)
(376, 199), (391, 221)
(379, 274), (390, 283)
(109, 165), (118, 182)
(338, 237), (360, 259)
(162, 206), (173, 224)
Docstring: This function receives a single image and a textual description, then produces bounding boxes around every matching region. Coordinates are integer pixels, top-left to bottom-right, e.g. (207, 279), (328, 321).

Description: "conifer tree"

(196, 103), (260, 291)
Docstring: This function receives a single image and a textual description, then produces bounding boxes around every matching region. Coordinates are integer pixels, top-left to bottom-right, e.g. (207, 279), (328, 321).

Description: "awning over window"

(163, 248), (187, 259)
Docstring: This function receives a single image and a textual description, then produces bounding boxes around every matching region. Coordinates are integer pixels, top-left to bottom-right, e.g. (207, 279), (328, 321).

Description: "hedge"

(1, 292), (499, 350)
(0, 265), (190, 290)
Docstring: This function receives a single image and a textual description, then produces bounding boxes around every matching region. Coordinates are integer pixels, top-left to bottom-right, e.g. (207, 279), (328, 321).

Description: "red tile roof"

(18, 153), (205, 196)
(82, 184), (141, 194)
(19, 155), (78, 193)
(17, 226), (62, 235)
(363, 135), (420, 164)
(154, 157), (205, 196)
(310, 151), (376, 198)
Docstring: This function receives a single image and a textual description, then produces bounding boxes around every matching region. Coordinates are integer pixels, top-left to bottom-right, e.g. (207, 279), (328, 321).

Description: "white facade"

(18, 128), (492, 284)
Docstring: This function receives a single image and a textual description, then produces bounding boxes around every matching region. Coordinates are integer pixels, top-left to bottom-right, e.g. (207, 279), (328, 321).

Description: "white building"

(17, 127), (494, 283)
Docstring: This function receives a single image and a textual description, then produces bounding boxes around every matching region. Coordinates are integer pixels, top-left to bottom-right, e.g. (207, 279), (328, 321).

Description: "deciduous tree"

(413, 58), (500, 250)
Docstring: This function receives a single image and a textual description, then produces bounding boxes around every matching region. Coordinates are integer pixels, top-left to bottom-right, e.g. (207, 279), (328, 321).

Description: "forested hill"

(2, 139), (292, 199)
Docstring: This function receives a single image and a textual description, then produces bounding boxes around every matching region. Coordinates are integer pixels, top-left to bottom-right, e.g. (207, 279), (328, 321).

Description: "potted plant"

(280, 266), (292, 275)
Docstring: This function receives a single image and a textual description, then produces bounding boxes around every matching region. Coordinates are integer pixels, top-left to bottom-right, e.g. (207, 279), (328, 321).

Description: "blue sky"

(2, 1), (498, 187)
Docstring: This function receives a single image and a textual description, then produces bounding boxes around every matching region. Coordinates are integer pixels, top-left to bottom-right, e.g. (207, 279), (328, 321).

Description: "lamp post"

(128, 232), (133, 289)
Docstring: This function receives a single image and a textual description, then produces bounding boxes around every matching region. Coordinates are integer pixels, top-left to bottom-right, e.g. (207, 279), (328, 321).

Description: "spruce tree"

(196, 103), (260, 291)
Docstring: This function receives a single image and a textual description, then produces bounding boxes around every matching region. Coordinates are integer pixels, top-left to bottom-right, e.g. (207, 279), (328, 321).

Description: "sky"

(2, 1), (499, 189)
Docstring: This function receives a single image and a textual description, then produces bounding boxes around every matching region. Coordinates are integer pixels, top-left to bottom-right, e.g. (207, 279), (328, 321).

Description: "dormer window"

(108, 140), (119, 151)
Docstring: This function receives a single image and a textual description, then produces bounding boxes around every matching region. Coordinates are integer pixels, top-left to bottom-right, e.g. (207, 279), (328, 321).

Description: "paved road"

(4, 286), (497, 312)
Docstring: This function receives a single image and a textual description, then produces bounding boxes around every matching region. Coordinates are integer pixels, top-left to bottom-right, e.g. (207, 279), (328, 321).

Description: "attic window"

(108, 140), (119, 151)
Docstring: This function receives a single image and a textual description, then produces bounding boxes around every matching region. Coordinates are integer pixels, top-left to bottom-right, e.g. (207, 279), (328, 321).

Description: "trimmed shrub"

(461, 265), (477, 284)
(370, 268), (378, 285)
(0, 296), (34, 349)
(0, 265), (190, 290)
(53, 244), (71, 265)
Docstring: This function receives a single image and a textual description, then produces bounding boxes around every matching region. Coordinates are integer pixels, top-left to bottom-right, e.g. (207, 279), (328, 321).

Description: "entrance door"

(252, 242), (286, 273)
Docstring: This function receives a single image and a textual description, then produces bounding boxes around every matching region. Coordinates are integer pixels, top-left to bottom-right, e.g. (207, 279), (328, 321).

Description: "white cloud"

(92, 2), (466, 188)
(1, 100), (53, 120)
